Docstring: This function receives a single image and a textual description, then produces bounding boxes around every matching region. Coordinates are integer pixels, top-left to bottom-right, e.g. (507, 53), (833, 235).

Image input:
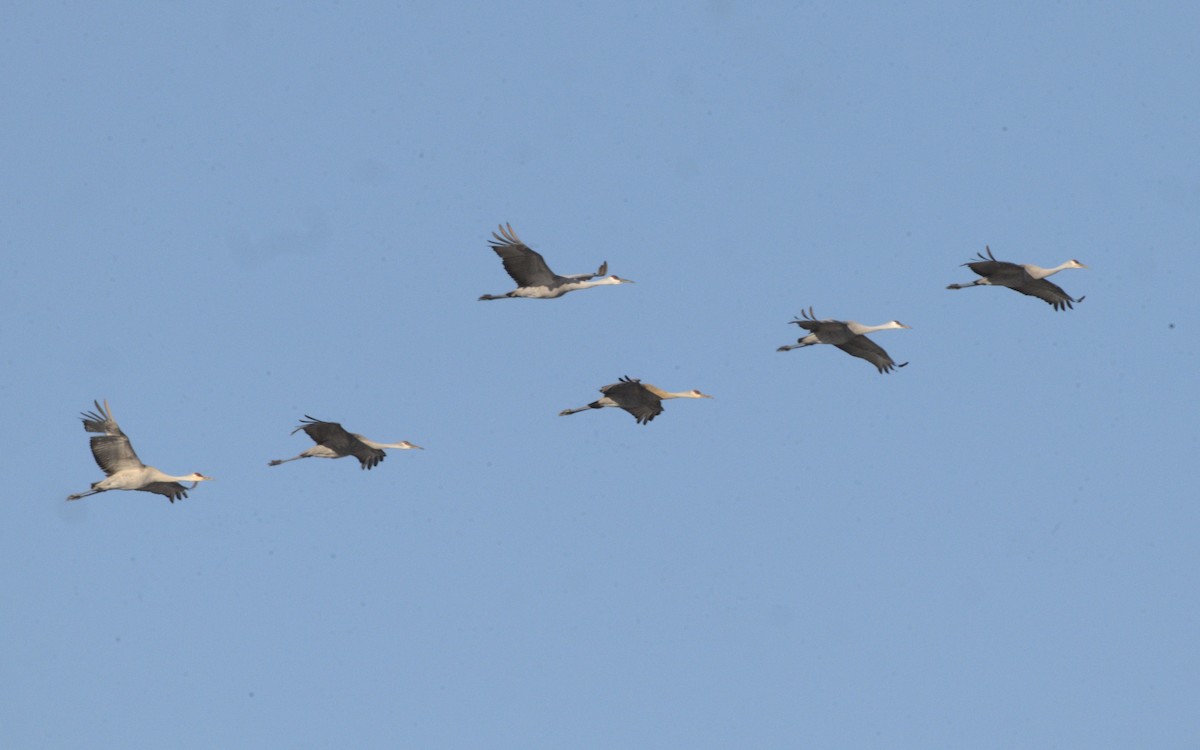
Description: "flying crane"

(269, 416), (423, 470)
(946, 246), (1087, 310)
(559, 376), (713, 425)
(67, 400), (212, 503)
(478, 223), (633, 300)
(777, 307), (910, 374)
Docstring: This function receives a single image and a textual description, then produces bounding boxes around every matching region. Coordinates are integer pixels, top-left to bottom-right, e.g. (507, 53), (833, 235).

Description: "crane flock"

(67, 224), (1088, 502)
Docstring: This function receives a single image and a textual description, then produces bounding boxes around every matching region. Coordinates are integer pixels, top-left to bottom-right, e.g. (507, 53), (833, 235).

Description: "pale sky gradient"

(2, 3), (1198, 748)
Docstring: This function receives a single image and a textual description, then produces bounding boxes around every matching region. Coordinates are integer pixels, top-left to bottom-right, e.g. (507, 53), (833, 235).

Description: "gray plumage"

(67, 400), (212, 503)
(478, 223), (632, 300)
(559, 376), (713, 425)
(777, 307), (910, 374)
(946, 246), (1087, 310)
(269, 416), (422, 470)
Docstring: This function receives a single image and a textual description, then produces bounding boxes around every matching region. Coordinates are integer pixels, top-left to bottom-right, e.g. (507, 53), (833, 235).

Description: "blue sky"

(2, 2), (1197, 747)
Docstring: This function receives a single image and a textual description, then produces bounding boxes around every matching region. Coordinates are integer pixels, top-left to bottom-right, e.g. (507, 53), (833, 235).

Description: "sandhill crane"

(559, 376), (713, 425)
(777, 307), (910, 374)
(67, 400), (212, 503)
(946, 246), (1087, 310)
(269, 416), (422, 470)
(478, 223), (634, 300)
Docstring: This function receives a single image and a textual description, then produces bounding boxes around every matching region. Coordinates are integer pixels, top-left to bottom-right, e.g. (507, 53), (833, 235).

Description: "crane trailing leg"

(267, 455), (305, 466)
(946, 278), (989, 290)
(776, 341), (814, 352)
(559, 400), (607, 417)
(66, 485), (105, 501)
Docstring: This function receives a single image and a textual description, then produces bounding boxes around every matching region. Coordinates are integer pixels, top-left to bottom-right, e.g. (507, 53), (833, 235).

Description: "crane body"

(559, 376), (712, 425)
(777, 307), (910, 374)
(67, 400), (212, 503)
(947, 246), (1087, 310)
(479, 223), (633, 300)
(269, 416), (422, 470)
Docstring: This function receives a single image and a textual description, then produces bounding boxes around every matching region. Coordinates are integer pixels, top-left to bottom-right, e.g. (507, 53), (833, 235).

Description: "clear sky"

(2, 2), (1197, 748)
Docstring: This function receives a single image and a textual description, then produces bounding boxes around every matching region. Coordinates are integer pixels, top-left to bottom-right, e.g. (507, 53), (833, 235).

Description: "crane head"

(889, 321), (912, 329)
(607, 275), (634, 284)
(185, 473), (214, 487)
(1067, 259), (1087, 269)
(688, 390), (714, 399)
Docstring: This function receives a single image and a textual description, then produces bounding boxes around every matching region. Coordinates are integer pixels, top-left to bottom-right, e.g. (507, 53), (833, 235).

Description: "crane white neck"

(1024, 261), (1077, 279)
(846, 321), (907, 335)
(643, 385), (712, 400)
(148, 469), (211, 485)
(564, 276), (628, 292)
(358, 437), (422, 450)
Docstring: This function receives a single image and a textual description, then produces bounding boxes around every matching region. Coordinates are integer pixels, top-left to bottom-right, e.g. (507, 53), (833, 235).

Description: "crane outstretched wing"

(790, 319), (822, 333)
(141, 482), (190, 503)
(295, 417), (358, 449)
(789, 310), (854, 344)
(347, 443), (387, 470)
(80, 400), (144, 475)
(602, 376), (664, 425)
(788, 307), (849, 338)
(563, 261), (608, 281)
(836, 336), (907, 374)
(488, 223), (558, 286)
(1012, 278), (1083, 311)
(963, 246), (1022, 277)
(965, 259), (1023, 277)
(295, 416), (386, 469)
